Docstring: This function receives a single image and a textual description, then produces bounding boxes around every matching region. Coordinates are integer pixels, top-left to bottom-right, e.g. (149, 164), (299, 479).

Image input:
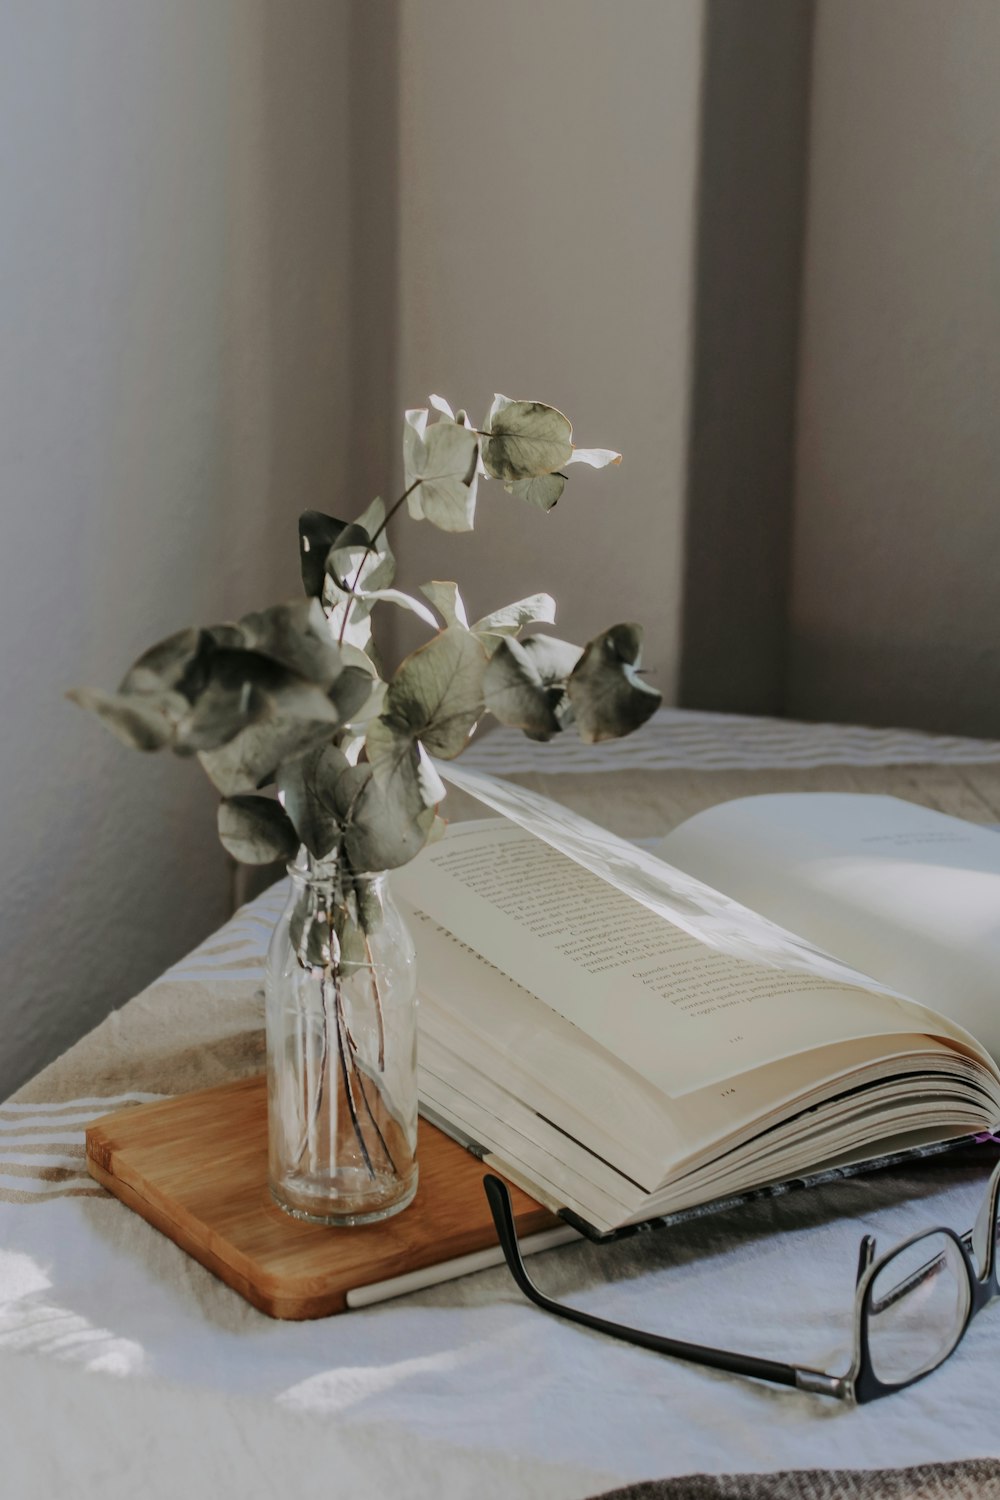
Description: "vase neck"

(289, 848), (389, 895)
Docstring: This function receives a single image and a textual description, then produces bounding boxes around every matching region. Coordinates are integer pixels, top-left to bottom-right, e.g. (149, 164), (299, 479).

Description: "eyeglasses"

(483, 1158), (1000, 1403)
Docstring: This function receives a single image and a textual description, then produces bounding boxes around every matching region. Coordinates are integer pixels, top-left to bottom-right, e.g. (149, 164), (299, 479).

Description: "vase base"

(270, 1163), (419, 1227)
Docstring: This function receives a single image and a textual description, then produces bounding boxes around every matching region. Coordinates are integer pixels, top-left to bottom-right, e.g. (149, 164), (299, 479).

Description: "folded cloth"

(593, 1462), (1000, 1500)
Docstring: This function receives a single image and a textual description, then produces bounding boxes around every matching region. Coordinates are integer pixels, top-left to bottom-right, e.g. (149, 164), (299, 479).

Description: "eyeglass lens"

(866, 1231), (970, 1385)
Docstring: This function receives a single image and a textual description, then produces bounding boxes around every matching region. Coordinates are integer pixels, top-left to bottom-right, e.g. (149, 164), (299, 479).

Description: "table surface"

(5, 708), (1000, 1500)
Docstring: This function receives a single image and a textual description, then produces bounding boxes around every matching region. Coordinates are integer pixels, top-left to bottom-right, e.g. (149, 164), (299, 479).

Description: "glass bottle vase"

(265, 853), (419, 1225)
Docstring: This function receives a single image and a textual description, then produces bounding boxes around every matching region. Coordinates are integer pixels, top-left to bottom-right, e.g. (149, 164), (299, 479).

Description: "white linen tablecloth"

(5, 710), (1000, 1499)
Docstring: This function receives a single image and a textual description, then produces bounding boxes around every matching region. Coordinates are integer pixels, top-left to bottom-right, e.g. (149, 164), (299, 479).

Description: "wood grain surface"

(85, 1075), (557, 1319)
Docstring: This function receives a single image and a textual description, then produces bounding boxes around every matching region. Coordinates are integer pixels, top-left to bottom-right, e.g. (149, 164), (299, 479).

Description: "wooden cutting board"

(85, 1075), (559, 1319)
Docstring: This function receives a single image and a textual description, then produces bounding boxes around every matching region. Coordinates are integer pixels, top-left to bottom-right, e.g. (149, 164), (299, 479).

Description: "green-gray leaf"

(419, 580), (469, 630)
(473, 592), (556, 641)
(481, 396), (573, 482)
(66, 687), (180, 752)
(198, 717), (336, 796)
(217, 796), (299, 865)
(482, 634), (582, 739)
(237, 598), (343, 688)
(403, 408), (480, 532)
(502, 473), (567, 511)
(299, 511), (347, 598)
(378, 626), (487, 760)
(365, 718), (447, 809)
(289, 883), (337, 971)
(335, 760), (438, 872)
(118, 626), (204, 698)
(566, 623), (661, 743)
(277, 744), (346, 859)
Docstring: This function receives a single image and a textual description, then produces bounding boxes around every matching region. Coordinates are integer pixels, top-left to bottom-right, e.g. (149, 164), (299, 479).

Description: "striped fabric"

(459, 708), (1000, 775)
(0, 1094), (167, 1204)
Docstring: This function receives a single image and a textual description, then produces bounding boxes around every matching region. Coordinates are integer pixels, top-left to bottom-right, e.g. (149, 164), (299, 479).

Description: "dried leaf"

(566, 623), (661, 743)
(378, 626), (487, 760)
(483, 634), (582, 739)
(217, 795), (299, 865)
(565, 447), (622, 469)
(482, 396), (573, 482)
(420, 580), (469, 630)
(502, 472), (567, 511)
(66, 687), (179, 752)
(403, 408), (480, 531)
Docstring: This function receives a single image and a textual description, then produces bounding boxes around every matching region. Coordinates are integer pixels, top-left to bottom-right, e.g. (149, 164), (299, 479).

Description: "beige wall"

(0, 1), (353, 1095)
(788, 0), (1000, 734)
(388, 0), (704, 695)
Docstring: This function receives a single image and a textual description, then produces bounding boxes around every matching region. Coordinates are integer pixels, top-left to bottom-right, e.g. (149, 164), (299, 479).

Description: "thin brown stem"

(336, 479), (421, 647)
(334, 977), (376, 1180)
(364, 932), (387, 1071)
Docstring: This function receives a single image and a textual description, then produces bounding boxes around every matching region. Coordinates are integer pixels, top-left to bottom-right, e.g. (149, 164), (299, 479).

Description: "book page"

(391, 812), (944, 1098)
(658, 793), (1000, 1063)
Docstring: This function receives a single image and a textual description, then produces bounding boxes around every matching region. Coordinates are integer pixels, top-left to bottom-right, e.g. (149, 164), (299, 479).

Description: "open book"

(389, 767), (1000, 1236)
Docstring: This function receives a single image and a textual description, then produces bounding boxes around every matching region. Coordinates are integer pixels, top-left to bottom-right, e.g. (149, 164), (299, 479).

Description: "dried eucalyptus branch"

(69, 391), (661, 983)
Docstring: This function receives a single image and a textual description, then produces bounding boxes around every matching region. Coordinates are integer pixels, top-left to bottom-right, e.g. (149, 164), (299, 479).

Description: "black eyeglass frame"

(483, 1157), (1000, 1404)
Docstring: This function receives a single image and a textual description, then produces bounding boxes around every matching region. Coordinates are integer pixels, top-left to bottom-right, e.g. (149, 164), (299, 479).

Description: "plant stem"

(336, 479), (421, 647)
(334, 977), (376, 1180)
(365, 932), (386, 1071)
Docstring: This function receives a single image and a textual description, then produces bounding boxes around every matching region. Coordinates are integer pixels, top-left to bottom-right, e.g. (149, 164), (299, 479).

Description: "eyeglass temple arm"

(483, 1175), (845, 1398)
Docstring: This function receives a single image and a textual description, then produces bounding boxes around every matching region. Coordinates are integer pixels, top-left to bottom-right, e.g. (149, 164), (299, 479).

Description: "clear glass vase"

(265, 852), (419, 1225)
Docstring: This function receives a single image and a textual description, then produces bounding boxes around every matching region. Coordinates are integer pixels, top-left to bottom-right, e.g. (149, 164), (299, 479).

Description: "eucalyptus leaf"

(472, 593), (556, 637)
(419, 580), (469, 630)
(289, 882), (337, 971)
(403, 408), (480, 532)
(299, 511), (346, 599)
(482, 396), (573, 482)
(353, 873), (385, 935)
(277, 744), (346, 858)
(336, 760), (438, 872)
(118, 626), (203, 697)
(336, 910), (370, 976)
(473, 592), (558, 657)
(329, 665), (381, 724)
(366, 718), (447, 808)
(326, 521), (395, 599)
(339, 643), (379, 677)
(428, 395), (488, 477)
(198, 716), (336, 796)
(482, 634), (582, 739)
(502, 473), (567, 511)
(174, 678), (264, 753)
(566, 623), (661, 743)
(237, 598), (343, 688)
(378, 626), (487, 760)
(217, 795), (299, 865)
(565, 447), (622, 469)
(66, 687), (179, 752)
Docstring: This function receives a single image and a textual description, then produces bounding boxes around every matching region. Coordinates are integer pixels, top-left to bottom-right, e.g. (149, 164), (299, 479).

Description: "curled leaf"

(299, 511), (347, 599)
(565, 447), (622, 469)
(566, 623), (661, 743)
(483, 634), (582, 740)
(419, 580), (469, 630)
(217, 795), (299, 865)
(473, 593), (556, 649)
